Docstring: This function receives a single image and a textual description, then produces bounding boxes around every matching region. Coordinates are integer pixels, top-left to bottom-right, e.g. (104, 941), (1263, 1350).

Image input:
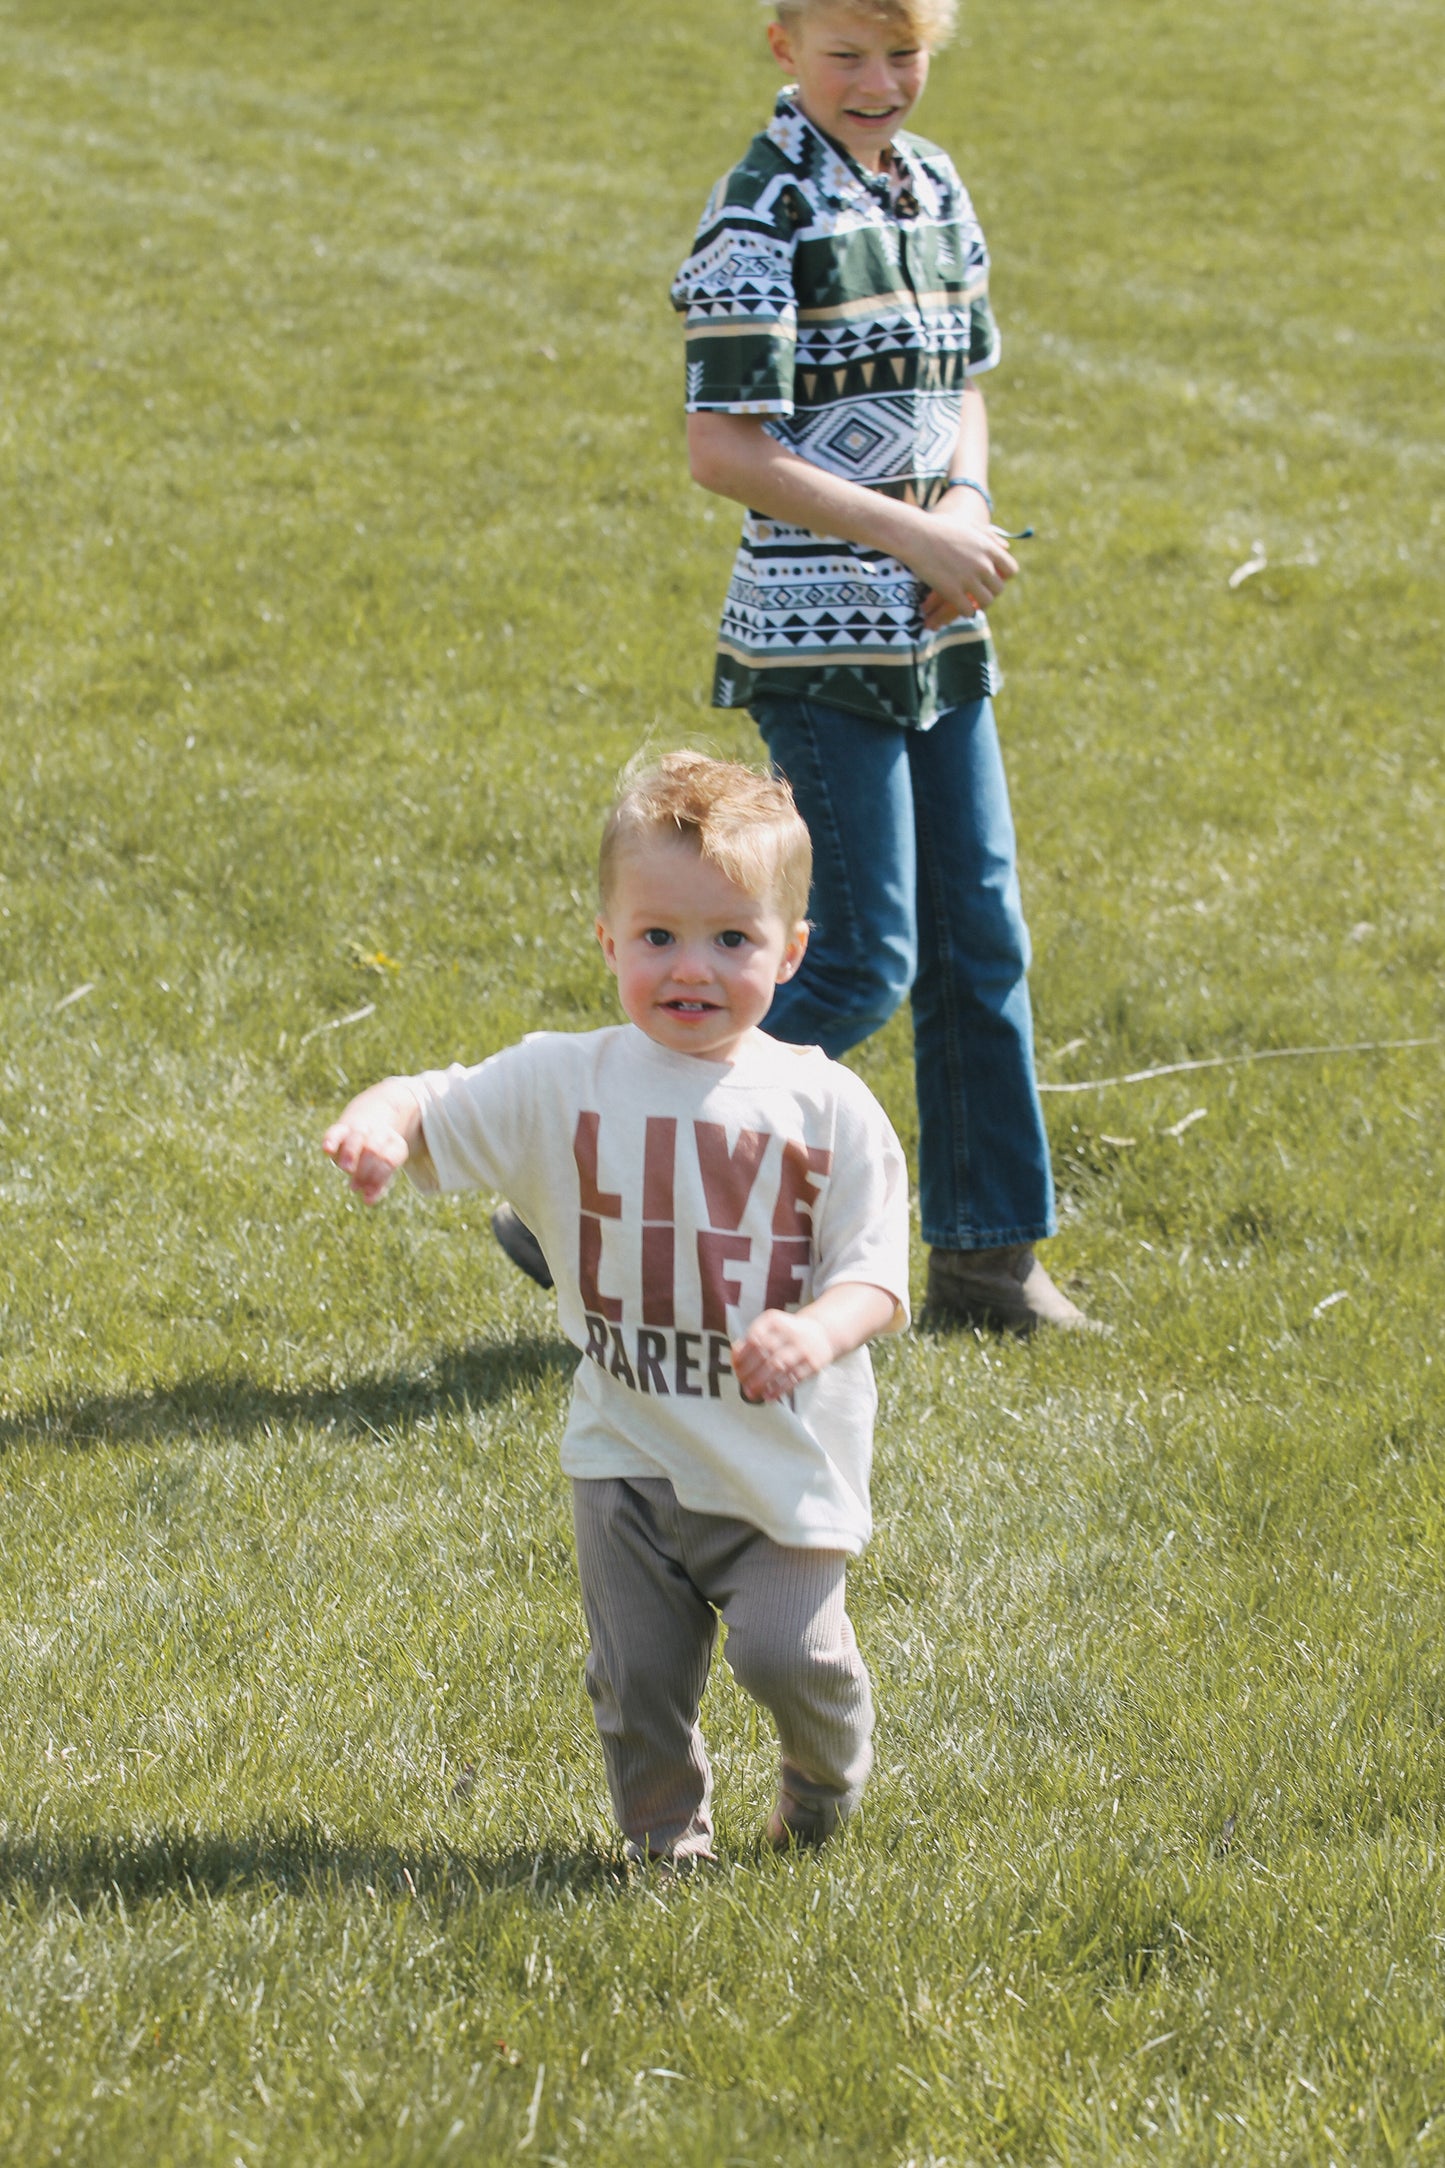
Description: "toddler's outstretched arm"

(732, 1282), (899, 1405)
(322, 1079), (430, 1204)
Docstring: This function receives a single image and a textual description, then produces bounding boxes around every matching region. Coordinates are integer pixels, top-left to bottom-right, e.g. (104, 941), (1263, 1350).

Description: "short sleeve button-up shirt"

(673, 93), (1002, 730)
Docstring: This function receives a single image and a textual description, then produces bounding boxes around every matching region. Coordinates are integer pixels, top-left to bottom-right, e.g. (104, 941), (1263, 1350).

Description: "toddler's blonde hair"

(769, 0), (957, 50)
(600, 751), (812, 928)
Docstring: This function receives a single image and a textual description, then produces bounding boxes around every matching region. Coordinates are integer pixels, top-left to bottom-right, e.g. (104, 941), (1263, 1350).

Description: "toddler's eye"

(717, 929), (748, 949)
(642, 928), (673, 948)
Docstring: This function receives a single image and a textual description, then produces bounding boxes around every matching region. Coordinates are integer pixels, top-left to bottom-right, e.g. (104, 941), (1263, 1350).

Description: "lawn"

(1, 0), (1443, 2160)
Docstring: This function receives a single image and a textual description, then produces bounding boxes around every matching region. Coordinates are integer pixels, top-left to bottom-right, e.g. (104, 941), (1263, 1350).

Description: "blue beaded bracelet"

(945, 475), (993, 511)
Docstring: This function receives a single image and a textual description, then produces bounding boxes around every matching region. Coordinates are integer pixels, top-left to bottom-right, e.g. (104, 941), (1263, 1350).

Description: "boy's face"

(768, 5), (930, 173)
(596, 834), (808, 1066)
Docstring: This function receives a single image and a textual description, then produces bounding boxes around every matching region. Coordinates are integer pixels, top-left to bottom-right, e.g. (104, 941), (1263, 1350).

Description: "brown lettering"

(694, 1121), (770, 1231)
(578, 1213), (623, 1322)
(674, 1331), (703, 1398)
(636, 1329), (670, 1395)
(583, 1313), (609, 1366)
(608, 1326), (637, 1391)
(707, 1334), (733, 1399)
(771, 1140), (832, 1236)
(764, 1236), (811, 1312)
(641, 1223), (675, 1327)
(573, 1110), (622, 1218)
(642, 1116), (676, 1221)
(697, 1230), (751, 1331)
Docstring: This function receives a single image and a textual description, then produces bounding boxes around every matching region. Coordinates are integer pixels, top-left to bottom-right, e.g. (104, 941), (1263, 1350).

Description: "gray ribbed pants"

(572, 1476), (874, 1860)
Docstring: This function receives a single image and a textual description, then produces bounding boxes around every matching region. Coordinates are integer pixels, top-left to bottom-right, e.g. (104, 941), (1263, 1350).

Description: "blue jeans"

(751, 694), (1056, 1251)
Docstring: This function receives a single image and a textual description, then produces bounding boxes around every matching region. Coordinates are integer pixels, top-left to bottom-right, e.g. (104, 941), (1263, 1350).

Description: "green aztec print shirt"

(673, 93), (1002, 730)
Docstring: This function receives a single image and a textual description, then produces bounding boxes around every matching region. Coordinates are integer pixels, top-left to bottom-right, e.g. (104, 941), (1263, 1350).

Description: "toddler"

(324, 753), (909, 1862)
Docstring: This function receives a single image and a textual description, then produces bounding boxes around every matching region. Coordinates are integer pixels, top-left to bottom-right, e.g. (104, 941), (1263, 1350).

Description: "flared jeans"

(752, 693), (1056, 1251)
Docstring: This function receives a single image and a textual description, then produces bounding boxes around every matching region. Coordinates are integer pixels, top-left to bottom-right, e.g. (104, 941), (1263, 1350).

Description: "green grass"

(2, 0), (1444, 2159)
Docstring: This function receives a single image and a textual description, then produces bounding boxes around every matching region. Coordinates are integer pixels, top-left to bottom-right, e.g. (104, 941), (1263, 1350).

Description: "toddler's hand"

(731, 1309), (835, 1404)
(322, 1119), (410, 1204)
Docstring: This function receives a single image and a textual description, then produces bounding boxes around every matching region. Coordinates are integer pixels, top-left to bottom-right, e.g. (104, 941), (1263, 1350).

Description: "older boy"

(671, 0), (1094, 1333)
(324, 754), (909, 1862)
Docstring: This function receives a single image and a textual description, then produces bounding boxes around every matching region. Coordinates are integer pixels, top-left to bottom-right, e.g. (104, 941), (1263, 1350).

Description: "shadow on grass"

(0, 1335), (577, 1456)
(0, 1823), (627, 1911)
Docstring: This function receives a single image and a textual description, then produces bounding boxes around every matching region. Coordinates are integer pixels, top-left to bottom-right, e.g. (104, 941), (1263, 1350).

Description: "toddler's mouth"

(664, 999), (719, 1014)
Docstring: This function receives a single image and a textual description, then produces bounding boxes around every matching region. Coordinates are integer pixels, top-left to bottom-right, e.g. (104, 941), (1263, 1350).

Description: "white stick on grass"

(297, 1002), (377, 1048)
(1038, 1034), (1444, 1094)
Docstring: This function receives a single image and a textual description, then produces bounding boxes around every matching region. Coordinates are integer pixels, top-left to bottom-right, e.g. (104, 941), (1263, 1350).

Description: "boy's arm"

(924, 382), (997, 630)
(687, 395), (1016, 628)
(322, 1078), (432, 1204)
(731, 1281), (900, 1406)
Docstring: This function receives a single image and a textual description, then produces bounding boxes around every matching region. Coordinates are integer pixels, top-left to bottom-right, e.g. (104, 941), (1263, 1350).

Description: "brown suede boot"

(490, 1204), (554, 1291)
(925, 1244), (1099, 1336)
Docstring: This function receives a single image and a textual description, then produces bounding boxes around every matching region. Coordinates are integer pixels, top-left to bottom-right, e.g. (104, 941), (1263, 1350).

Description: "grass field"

(2, 0), (1444, 2159)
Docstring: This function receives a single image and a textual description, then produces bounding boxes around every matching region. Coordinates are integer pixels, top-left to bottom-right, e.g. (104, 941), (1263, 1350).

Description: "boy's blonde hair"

(600, 751), (812, 928)
(769, 0), (957, 50)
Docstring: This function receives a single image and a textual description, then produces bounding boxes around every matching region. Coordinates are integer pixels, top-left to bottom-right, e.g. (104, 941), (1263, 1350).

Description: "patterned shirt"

(672, 92), (1002, 730)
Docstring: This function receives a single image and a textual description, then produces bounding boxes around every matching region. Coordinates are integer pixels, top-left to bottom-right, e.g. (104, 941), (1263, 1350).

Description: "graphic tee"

(406, 1025), (910, 1554)
(673, 92), (1002, 729)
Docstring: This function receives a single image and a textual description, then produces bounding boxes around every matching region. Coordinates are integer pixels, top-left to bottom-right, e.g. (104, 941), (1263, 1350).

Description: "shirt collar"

(766, 89), (922, 216)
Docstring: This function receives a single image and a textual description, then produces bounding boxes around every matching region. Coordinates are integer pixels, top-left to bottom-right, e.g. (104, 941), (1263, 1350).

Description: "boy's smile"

(767, 5), (930, 174)
(597, 835), (809, 1066)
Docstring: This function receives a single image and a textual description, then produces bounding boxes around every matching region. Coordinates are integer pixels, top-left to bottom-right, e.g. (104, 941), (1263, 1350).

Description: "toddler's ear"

(777, 920), (810, 981)
(596, 916), (619, 974)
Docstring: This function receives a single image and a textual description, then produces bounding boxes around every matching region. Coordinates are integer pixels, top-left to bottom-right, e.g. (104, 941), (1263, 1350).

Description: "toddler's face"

(768, 5), (930, 173)
(596, 835), (808, 1066)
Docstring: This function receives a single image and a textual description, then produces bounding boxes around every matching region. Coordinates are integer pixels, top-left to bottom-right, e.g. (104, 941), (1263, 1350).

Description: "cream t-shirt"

(406, 1024), (910, 1554)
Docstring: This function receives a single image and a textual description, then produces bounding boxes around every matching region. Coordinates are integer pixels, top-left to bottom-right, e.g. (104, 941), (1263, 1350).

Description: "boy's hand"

(732, 1309), (836, 1403)
(322, 1119), (411, 1204)
(917, 493), (1017, 631)
(684, 411), (1015, 635)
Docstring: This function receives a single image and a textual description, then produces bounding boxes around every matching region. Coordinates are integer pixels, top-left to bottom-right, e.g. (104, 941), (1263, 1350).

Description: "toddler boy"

(323, 753), (909, 1862)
